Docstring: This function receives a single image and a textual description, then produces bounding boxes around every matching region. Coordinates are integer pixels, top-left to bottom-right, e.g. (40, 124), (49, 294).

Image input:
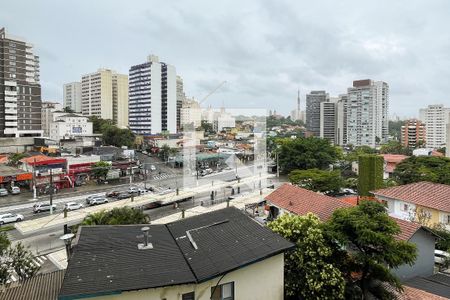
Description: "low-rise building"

(59, 207), (293, 300)
(49, 113), (93, 142)
(41, 101), (63, 137)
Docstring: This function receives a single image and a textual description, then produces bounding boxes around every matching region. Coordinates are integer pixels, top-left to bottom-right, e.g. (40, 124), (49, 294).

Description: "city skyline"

(2, 0), (450, 118)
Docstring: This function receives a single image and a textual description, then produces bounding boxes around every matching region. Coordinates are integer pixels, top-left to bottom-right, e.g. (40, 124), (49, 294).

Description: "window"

(182, 292), (195, 300)
(401, 203), (409, 212)
(211, 282), (234, 300)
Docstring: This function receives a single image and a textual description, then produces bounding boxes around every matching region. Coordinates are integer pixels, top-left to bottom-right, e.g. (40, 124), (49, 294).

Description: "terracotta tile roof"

(372, 181), (450, 213)
(20, 154), (52, 164)
(339, 196), (359, 206)
(392, 217), (423, 241)
(382, 154), (409, 163)
(265, 183), (353, 221)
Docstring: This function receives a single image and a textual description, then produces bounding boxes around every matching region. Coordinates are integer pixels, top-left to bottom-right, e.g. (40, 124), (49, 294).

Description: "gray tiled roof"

(59, 207), (294, 299)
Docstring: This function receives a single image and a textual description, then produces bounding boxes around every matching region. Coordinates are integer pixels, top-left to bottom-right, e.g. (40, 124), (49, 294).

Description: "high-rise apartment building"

(319, 101), (336, 143)
(401, 119), (426, 148)
(81, 69), (128, 127)
(0, 27), (42, 137)
(419, 104), (450, 149)
(41, 101), (63, 137)
(346, 79), (389, 147)
(63, 82), (81, 112)
(306, 91), (329, 136)
(336, 94), (348, 146)
(181, 97), (201, 129)
(128, 55), (176, 135)
(176, 75), (185, 131)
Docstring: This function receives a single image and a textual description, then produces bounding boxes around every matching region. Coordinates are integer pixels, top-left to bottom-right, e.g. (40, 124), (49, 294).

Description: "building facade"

(336, 94), (348, 146)
(306, 90), (329, 136)
(176, 75), (185, 132)
(81, 69), (128, 127)
(401, 119), (426, 148)
(0, 27), (42, 137)
(346, 79), (389, 147)
(63, 82), (82, 113)
(49, 113), (93, 141)
(41, 101), (63, 137)
(128, 55), (177, 135)
(319, 101), (336, 143)
(419, 105), (450, 149)
(180, 97), (201, 129)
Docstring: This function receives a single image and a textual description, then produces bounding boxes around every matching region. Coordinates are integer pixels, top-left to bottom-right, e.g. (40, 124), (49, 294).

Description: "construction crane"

(199, 81), (227, 105)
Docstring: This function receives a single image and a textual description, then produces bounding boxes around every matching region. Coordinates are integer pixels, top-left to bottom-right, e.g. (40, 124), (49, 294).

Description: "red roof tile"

(265, 183), (353, 221)
(392, 217), (422, 241)
(339, 196), (359, 206)
(372, 181), (450, 213)
(382, 154), (409, 163)
(401, 285), (448, 300)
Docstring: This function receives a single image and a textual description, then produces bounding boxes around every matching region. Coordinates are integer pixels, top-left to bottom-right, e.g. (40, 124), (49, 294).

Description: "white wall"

(150, 63), (162, 134)
(166, 65), (177, 133)
(77, 254), (284, 300)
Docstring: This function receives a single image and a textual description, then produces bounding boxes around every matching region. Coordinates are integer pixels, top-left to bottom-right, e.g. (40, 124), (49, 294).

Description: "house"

(266, 184), (438, 281)
(58, 207), (294, 300)
(265, 183), (353, 221)
(382, 154), (409, 179)
(372, 181), (450, 229)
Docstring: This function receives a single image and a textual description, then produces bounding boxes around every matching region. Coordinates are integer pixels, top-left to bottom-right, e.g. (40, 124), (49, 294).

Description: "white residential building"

(180, 97), (201, 129)
(128, 55), (177, 134)
(41, 101), (63, 137)
(319, 101), (336, 143)
(419, 104), (450, 149)
(63, 82), (82, 113)
(216, 109), (236, 132)
(49, 113), (93, 141)
(346, 79), (389, 147)
(81, 69), (128, 127)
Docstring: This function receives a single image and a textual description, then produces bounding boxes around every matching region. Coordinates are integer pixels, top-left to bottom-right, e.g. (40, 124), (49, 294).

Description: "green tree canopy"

(102, 126), (135, 148)
(327, 201), (417, 299)
(8, 153), (26, 167)
(89, 116), (114, 133)
(379, 141), (412, 155)
(91, 161), (111, 180)
(393, 156), (450, 185)
(268, 213), (345, 299)
(277, 137), (341, 174)
(0, 232), (39, 286)
(289, 168), (343, 195)
(80, 207), (149, 226)
(358, 154), (384, 197)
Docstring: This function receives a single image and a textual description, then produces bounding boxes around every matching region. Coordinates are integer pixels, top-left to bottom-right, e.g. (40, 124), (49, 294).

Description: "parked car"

(435, 250), (450, 265)
(150, 165), (156, 171)
(142, 150), (148, 155)
(86, 195), (102, 204)
(0, 188), (8, 197)
(142, 202), (161, 210)
(64, 202), (83, 211)
(88, 197), (109, 206)
(128, 186), (145, 195)
(116, 192), (130, 200)
(106, 190), (121, 198)
(0, 213), (24, 225)
(33, 203), (57, 213)
(9, 186), (20, 195)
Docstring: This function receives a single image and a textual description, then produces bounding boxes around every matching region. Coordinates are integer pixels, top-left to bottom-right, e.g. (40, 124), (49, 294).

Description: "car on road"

(86, 195), (103, 204)
(116, 192), (130, 200)
(105, 190), (121, 198)
(33, 203), (57, 213)
(0, 213), (24, 225)
(64, 202), (83, 211)
(128, 186), (145, 195)
(9, 186), (20, 195)
(435, 249), (450, 265)
(142, 202), (161, 210)
(150, 165), (156, 171)
(0, 188), (8, 197)
(89, 197), (109, 206)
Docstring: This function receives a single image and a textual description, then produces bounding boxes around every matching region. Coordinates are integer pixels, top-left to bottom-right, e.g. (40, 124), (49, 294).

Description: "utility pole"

(32, 157), (37, 200)
(276, 151), (280, 178)
(129, 157), (133, 186)
(49, 169), (53, 215)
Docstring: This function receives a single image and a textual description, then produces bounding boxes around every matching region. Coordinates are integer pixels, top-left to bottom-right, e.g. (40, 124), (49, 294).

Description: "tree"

(63, 106), (74, 113)
(0, 232), (39, 285)
(393, 156), (450, 185)
(327, 201), (417, 299)
(379, 141), (412, 155)
(289, 169), (343, 195)
(8, 153), (26, 167)
(199, 120), (214, 134)
(89, 116), (114, 134)
(388, 120), (404, 140)
(102, 126), (135, 148)
(80, 207), (149, 226)
(268, 213), (345, 299)
(277, 137), (341, 174)
(358, 155), (384, 197)
(90, 161), (110, 180)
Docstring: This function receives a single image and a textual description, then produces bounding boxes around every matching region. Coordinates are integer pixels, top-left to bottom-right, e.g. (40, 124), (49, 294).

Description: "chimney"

(138, 226), (153, 250)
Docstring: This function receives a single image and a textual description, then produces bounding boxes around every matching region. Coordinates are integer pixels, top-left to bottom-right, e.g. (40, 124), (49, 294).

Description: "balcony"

(5, 90), (17, 96)
(5, 115), (17, 121)
(5, 121), (18, 127)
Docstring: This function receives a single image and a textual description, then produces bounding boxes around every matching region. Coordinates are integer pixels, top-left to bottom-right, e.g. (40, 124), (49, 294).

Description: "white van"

(10, 186), (20, 195)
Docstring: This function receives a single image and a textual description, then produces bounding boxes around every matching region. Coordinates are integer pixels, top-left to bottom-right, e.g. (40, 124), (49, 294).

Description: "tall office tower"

(401, 119), (426, 148)
(306, 91), (329, 136)
(319, 101), (336, 143)
(81, 69), (128, 127)
(63, 82), (81, 112)
(112, 73), (129, 128)
(336, 94), (348, 146)
(41, 101), (63, 137)
(128, 55), (176, 135)
(0, 28), (42, 137)
(419, 104), (450, 149)
(176, 75), (185, 131)
(346, 80), (389, 147)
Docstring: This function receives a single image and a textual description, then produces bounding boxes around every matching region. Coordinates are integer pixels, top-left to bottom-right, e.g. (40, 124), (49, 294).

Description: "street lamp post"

(60, 233), (75, 262)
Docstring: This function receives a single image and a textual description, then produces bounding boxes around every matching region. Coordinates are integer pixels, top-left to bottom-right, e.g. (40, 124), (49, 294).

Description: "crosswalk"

(152, 173), (177, 180)
(7, 255), (48, 283)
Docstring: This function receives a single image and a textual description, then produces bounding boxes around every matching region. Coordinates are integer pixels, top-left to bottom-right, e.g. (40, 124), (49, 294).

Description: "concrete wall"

(393, 229), (436, 281)
(76, 253), (284, 300)
(0, 137), (35, 153)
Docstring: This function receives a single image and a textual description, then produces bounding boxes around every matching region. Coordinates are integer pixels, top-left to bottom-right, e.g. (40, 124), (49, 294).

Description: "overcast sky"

(2, 0), (450, 118)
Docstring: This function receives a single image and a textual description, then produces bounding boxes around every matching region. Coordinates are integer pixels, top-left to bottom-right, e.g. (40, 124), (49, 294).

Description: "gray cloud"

(2, 0), (450, 118)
